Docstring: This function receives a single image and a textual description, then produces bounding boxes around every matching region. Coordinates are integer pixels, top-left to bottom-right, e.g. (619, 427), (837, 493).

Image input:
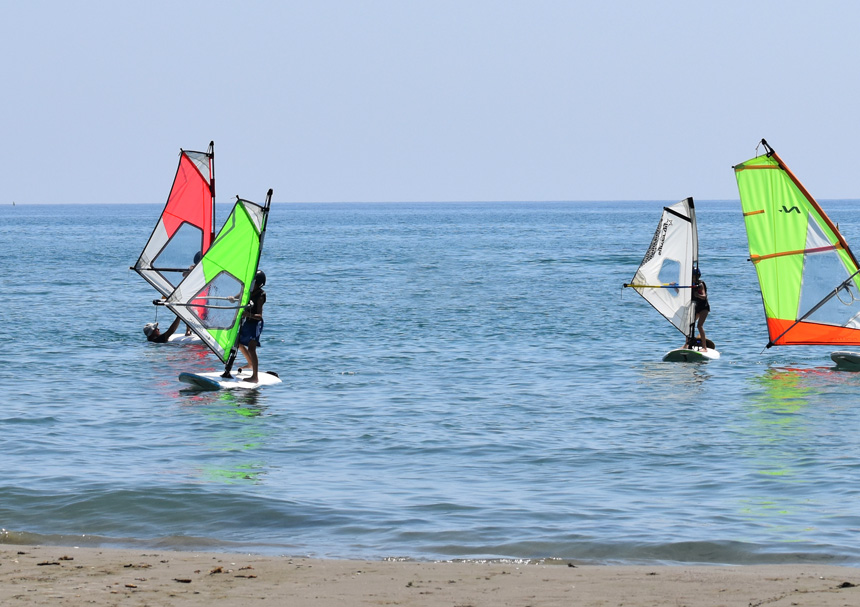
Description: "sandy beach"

(1, 545), (858, 606)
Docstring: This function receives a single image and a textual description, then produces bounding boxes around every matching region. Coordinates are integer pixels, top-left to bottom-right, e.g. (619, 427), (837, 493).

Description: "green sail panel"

(734, 141), (860, 346)
(165, 194), (270, 362)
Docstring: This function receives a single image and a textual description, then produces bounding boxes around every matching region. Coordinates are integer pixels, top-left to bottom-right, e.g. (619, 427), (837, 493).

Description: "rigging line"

(184, 295), (243, 302)
(766, 268), (860, 348)
(153, 299), (250, 310)
(145, 267), (199, 273)
(168, 302), (251, 310)
(623, 283), (694, 289)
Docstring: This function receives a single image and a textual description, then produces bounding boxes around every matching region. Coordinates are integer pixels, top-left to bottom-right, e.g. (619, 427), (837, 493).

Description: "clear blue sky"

(3, 1), (859, 204)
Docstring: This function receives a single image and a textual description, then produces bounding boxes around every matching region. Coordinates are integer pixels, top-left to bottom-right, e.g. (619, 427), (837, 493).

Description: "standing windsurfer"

(237, 270), (267, 383)
(690, 268), (709, 350)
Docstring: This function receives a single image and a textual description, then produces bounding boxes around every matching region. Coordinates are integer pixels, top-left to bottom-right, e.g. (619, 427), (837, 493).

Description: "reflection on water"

(182, 387), (264, 413)
(179, 387), (271, 485)
(634, 359), (713, 398)
(735, 365), (835, 545)
(747, 366), (820, 428)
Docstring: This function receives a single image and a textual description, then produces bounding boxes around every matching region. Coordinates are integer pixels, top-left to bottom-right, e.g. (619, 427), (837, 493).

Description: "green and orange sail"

(734, 139), (860, 347)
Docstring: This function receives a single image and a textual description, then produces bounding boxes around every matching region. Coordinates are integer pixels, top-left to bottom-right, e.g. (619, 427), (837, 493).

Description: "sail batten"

(735, 140), (860, 347)
(751, 244), (840, 264)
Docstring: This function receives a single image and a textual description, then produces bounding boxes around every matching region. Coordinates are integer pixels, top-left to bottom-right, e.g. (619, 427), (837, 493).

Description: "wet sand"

(2, 545), (858, 606)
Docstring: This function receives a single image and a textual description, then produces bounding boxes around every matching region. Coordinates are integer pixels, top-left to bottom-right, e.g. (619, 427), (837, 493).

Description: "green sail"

(165, 192), (271, 362)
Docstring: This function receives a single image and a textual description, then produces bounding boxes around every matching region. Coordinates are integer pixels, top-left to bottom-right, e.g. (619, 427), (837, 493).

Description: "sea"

(3, 200), (860, 566)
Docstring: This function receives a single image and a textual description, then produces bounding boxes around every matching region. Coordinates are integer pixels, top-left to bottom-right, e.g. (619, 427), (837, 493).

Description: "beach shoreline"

(2, 545), (859, 606)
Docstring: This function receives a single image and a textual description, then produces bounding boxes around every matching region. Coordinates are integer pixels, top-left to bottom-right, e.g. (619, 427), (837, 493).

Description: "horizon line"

(7, 197), (860, 206)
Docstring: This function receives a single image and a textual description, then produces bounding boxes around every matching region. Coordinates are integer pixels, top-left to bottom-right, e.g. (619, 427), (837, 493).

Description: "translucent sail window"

(190, 271), (244, 330)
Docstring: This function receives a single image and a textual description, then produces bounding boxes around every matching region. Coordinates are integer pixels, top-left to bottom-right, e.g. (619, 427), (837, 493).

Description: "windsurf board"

(663, 347), (720, 363)
(167, 333), (202, 344)
(179, 369), (282, 391)
(830, 351), (860, 370)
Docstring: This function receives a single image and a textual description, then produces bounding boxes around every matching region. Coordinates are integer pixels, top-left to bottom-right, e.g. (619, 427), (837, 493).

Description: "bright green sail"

(165, 190), (272, 362)
(734, 140), (860, 347)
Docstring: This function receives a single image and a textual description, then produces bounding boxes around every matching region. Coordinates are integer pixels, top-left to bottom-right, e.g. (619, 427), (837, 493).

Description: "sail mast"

(688, 198), (699, 342)
(208, 140), (216, 244)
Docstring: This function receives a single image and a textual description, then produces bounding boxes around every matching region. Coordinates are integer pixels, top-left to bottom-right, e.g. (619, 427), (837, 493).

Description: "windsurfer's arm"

(156, 316), (182, 342)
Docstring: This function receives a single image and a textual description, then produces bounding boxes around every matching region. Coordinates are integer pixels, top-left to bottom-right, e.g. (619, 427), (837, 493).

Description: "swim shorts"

(238, 319), (264, 346)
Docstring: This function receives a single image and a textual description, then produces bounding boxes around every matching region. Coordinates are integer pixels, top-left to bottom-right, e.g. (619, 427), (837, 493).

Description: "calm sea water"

(3, 200), (860, 565)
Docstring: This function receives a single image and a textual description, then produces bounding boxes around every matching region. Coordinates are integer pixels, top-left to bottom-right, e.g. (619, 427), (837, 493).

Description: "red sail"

(133, 142), (215, 297)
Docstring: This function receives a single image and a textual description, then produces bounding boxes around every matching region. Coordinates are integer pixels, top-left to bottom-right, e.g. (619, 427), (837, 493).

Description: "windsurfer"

(689, 268), (709, 350)
(143, 316), (182, 343)
(237, 270), (267, 383)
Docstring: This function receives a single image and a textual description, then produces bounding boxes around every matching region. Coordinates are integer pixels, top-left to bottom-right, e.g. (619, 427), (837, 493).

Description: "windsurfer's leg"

(238, 344), (252, 369)
(246, 341), (259, 383)
(697, 310), (708, 349)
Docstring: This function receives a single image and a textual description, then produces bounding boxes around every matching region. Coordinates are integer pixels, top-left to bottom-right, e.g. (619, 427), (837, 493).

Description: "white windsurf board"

(662, 347), (720, 363)
(178, 369), (282, 391)
(167, 333), (202, 344)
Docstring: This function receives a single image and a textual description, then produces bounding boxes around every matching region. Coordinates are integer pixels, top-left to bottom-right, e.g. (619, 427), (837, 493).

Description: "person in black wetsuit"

(237, 270), (267, 383)
(143, 316), (182, 343)
(689, 267), (709, 350)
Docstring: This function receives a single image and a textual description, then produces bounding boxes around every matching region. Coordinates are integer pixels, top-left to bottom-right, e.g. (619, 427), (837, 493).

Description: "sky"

(3, 1), (860, 204)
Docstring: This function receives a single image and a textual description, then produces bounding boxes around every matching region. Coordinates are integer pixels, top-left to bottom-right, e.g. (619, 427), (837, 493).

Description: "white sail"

(627, 198), (698, 337)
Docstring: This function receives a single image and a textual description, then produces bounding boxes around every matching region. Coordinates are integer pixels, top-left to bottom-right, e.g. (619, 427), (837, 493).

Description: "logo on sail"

(656, 220), (670, 256)
(779, 205), (801, 214)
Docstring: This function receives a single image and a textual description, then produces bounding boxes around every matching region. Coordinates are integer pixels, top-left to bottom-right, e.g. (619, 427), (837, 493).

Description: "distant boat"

(623, 197), (719, 362)
(734, 139), (860, 369)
